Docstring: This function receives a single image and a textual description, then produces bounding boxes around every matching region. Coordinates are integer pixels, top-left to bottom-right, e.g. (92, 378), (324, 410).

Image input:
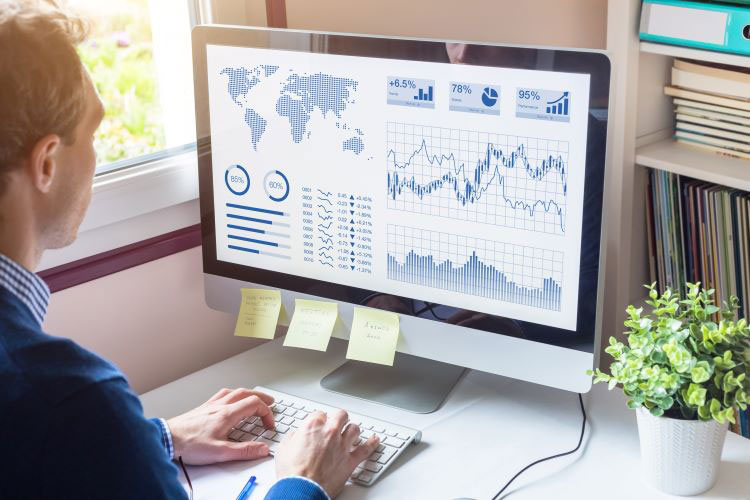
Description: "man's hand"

(275, 409), (380, 498)
(166, 388), (275, 465)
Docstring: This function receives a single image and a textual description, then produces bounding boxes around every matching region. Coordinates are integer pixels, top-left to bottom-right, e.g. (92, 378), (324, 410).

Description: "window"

(69, 0), (197, 173)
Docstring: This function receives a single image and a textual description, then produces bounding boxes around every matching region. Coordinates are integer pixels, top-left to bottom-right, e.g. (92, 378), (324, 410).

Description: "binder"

(640, 0), (750, 56)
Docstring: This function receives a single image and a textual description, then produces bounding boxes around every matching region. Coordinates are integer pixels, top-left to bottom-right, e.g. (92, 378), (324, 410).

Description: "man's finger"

(350, 435), (380, 465)
(205, 387), (233, 404)
(342, 423), (361, 447)
(220, 440), (270, 462)
(327, 409), (349, 433)
(228, 395), (275, 429)
(303, 411), (327, 430)
(219, 388), (274, 406)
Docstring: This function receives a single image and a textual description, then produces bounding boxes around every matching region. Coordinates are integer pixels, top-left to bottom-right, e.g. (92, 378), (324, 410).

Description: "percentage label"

(390, 79), (416, 89)
(518, 89), (541, 100)
(451, 83), (472, 94)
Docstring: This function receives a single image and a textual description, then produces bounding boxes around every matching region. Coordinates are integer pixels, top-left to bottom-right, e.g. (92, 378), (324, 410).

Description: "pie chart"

(481, 87), (499, 107)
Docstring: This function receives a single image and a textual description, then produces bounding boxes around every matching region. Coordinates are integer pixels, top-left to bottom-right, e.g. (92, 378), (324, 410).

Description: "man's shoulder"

(0, 290), (124, 407)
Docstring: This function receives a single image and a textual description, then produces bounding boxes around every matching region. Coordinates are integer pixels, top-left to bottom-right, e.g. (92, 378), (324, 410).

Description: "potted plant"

(589, 283), (750, 496)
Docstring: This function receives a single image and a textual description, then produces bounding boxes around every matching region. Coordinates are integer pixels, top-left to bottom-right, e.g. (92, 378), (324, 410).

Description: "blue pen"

(236, 475), (257, 500)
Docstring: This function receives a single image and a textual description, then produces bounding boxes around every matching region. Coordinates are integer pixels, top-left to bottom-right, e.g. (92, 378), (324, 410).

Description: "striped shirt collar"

(0, 253), (50, 326)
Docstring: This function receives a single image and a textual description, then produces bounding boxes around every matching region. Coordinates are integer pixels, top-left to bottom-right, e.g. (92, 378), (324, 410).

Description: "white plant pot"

(636, 407), (728, 496)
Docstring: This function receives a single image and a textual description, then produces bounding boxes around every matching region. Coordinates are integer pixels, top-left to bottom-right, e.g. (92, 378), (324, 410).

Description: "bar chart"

(386, 225), (563, 311)
(226, 202), (291, 259)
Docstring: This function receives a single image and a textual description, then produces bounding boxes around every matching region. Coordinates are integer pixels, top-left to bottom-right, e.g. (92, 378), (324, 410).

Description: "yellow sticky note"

(283, 299), (338, 351)
(346, 307), (400, 366)
(234, 289), (282, 339)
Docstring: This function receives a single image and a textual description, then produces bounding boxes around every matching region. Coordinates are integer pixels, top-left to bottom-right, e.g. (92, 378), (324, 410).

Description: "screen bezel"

(193, 25), (610, 355)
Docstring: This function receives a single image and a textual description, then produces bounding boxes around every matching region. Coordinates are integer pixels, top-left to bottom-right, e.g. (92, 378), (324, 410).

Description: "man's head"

(0, 0), (103, 257)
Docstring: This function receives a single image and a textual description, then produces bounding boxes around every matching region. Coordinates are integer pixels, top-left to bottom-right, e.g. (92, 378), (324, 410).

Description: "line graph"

(387, 225), (563, 311)
(386, 122), (569, 234)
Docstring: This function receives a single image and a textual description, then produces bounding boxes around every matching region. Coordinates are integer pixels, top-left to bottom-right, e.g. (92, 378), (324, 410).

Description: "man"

(0, 1), (378, 498)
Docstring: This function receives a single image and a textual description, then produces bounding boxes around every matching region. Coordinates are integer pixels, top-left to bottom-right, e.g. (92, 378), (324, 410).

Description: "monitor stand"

(320, 352), (466, 414)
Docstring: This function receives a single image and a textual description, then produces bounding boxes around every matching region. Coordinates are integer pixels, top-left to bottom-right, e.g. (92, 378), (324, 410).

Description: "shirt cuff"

(283, 476), (331, 500)
(156, 418), (175, 460)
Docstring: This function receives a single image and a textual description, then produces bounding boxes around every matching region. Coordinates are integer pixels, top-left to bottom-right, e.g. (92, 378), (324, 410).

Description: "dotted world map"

(220, 65), (365, 155)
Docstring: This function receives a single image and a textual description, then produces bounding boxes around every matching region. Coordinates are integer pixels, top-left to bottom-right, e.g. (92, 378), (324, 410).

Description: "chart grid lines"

(386, 122), (569, 235)
(386, 225), (563, 311)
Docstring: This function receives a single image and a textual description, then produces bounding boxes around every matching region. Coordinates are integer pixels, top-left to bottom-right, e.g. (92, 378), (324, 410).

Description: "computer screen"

(195, 28), (609, 358)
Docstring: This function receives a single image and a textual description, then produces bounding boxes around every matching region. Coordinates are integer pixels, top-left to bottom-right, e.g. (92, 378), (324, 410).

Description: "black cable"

(179, 456), (193, 500)
(491, 393), (586, 500)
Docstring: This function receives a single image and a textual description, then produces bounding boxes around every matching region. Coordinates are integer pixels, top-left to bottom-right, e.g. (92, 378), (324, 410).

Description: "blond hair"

(0, 0), (89, 192)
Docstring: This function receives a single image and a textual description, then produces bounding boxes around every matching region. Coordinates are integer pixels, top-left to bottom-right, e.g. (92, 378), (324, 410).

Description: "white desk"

(141, 338), (750, 499)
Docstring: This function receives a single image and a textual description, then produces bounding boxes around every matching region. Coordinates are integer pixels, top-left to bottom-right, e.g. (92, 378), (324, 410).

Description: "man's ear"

(27, 134), (61, 194)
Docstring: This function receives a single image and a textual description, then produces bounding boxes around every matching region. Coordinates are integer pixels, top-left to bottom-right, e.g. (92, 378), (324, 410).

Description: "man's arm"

(38, 378), (187, 499)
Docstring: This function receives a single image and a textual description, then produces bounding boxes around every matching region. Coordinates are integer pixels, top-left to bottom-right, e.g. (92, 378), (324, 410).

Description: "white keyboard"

(226, 386), (421, 486)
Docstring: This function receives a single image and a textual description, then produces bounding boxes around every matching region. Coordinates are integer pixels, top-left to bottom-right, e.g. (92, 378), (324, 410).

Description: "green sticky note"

(283, 299), (338, 351)
(234, 289), (282, 339)
(346, 307), (400, 366)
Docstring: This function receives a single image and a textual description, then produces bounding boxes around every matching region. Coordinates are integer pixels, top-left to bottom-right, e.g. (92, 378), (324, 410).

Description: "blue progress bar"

(228, 224), (264, 234)
(228, 245), (291, 259)
(226, 203), (287, 216)
(228, 234), (278, 247)
(227, 214), (272, 225)
(227, 224), (291, 239)
(228, 245), (259, 254)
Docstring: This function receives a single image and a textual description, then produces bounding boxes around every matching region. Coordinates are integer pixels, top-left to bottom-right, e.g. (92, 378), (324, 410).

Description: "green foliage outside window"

(73, 0), (165, 165)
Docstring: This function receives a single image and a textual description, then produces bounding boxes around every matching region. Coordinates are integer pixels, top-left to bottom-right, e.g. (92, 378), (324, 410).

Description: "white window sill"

(37, 150), (200, 272)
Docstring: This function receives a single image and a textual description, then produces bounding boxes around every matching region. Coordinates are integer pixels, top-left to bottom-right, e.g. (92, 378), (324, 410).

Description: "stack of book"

(664, 59), (750, 160)
(646, 168), (749, 439)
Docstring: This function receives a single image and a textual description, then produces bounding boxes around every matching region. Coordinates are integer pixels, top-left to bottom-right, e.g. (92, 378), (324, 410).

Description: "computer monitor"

(192, 26), (610, 410)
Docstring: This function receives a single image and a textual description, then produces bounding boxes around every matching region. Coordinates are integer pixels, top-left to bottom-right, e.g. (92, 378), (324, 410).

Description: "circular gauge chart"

(225, 164), (250, 195)
(264, 170), (290, 202)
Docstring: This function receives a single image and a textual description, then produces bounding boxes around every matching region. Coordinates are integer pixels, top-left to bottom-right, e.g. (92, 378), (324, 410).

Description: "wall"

(43, 247), (264, 394)
(211, 0), (607, 49)
(285, 0), (607, 49)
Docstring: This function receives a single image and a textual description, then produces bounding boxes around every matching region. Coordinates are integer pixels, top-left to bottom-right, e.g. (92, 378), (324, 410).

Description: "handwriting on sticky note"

(346, 307), (400, 366)
(234, 289), (282, 339)
(283, 299), (337, 351)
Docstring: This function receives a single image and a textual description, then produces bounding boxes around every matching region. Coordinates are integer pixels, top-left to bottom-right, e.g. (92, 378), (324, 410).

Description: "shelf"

(636, 139), (750, 191)
(640, 41), (750, 68)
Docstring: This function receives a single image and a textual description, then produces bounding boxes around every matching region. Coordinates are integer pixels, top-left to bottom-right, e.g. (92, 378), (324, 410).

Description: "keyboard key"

(369, 452), (382, 462)
(385, 430), (398, 437)
(378, 447), (396, 463)
(251, 427), (264, 436)
(261, 430), (276, 439)
(271, 405), (283, 414)
(239, 432), (256, 442)
(371, 426), (385, 434)
(290, 421), (300, 429)
(292, 402), (304, 409)
(376, 444), (385, 453)
(228, 430), (244, 441)
(241, 422), (255, 432)
(396, 432), (411, 440)
(351, 467), (363, 480)
(275, 424), (289, 433)
(274, 414), (285, 423)
(284, 407), (297, 416)
(271, 434), (282, 443)
(297, 412), (309, 420)
(282, 416), (295, 425)
(358, 471), (374, 483)
(384, 437), (404, 448)
(363, 461), (382, 473)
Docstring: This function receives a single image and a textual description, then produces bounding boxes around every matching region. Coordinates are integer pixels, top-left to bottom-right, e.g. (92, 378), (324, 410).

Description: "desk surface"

(141, 338), (750, 500)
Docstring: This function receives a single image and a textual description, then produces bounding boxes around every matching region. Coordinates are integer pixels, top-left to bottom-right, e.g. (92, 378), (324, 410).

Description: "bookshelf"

(636, 139), (750, 192)
(608, 1), (749, 438)
(640, 41), (750, 68)
(605, 1), (750, 316)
